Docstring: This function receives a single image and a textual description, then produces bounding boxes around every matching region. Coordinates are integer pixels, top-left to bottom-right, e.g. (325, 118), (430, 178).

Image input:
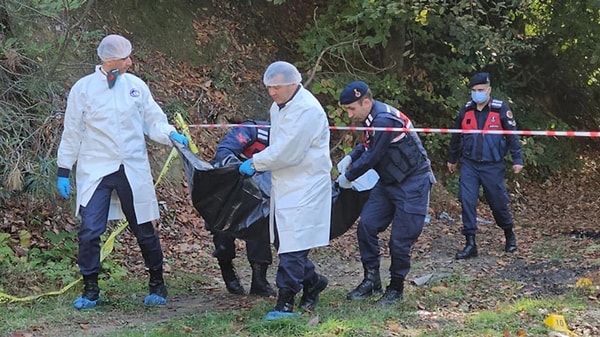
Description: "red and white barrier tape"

(187, 123), (600, 137)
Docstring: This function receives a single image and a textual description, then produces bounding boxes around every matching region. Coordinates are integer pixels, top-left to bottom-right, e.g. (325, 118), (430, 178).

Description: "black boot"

(347, 268), (382, 300)
(455, 234), (478, 259)
(148, 267), (168, 298)
(375, 276), (404, 306)
(504, 229), (517, 253)
(264, 288), (298, 320)
(144, 267), (168, 306)
(249, 262), (276, 297)
(218, 260), (245, 295)
(73, 273), (100, 309)
(274, 288), (295, 313)
(300, 273), (328, 312)
(82, 273), (100, 301)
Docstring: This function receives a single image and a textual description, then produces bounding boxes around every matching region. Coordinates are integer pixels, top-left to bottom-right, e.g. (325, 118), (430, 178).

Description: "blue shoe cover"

(144, 293), (167, 306)
(73, 296), (99, 309)
(263, 310), (299, 321)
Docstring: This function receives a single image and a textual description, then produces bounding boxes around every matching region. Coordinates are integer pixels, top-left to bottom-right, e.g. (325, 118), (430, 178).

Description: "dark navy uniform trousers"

(269, 225), (318, 294)
(358, 170), (432, 279)
(276, 249), (318, 294)
(212, 231), (272, 265)
(458, 159), (513, 235)
(78, 165), (163, 276)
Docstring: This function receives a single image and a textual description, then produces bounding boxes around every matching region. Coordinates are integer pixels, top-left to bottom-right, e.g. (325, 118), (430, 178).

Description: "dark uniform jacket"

(345, 100), (430, 184)
(214, 120), (270, 162)
(448, 99), (523, 165)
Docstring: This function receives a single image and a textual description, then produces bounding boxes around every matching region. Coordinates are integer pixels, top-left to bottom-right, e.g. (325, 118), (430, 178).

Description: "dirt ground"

(17, 189), (599, 337)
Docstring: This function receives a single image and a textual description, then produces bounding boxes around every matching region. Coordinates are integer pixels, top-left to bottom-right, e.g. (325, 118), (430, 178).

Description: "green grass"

(1, 275), (594, 337)
(1, 233), (598, 336)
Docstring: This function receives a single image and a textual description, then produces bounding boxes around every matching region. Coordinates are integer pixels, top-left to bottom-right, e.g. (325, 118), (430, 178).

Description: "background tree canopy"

(0, 0), (599, 201)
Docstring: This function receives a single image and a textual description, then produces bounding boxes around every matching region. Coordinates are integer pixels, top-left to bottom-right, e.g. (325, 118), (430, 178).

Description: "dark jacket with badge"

(345, 100), (430, 185)
(214, 120), (270, 162)
(448, 99), (523, 165)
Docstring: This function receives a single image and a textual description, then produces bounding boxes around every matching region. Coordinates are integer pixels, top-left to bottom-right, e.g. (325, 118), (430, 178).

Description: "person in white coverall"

(56, 34), (189, 310)
(238, 61), (331, 320)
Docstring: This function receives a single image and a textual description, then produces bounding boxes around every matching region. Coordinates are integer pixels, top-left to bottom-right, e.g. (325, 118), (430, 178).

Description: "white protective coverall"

(57, 65), (176, 223)
(251, 86), (332, 254)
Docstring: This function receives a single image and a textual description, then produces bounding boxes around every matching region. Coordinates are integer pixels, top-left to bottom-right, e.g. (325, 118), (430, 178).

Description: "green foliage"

(296, 0), (598, 181)
(0, 232), (17, 264)
(0, 0), (100, 197)
(27, 230), (79, 284)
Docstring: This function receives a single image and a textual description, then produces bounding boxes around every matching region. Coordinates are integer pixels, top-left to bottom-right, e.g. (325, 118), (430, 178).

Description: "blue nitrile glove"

(336, 174), (352, 189)
(239, 159), (256, 176)
(57, 177), (70, 199)
(337, 155), (352, 173)
(169, 131), (189, 147)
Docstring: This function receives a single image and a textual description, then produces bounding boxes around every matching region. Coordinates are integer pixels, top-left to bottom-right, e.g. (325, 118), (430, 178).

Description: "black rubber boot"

(504, 229), (517, 253)
(300, 273), (328, 312)
(274, 288), (296, 313)
(263, 288), (298, 320)
(455, 234), (478, 259)
(82, 273), (100, 301)
(218, 260), (245, 295)
(148, 267), (168, 298)
(73, 273), (100, 309)
(375, 276), (404, 306)
(249, 262), (276, 297)
(346, 268), (383, 300)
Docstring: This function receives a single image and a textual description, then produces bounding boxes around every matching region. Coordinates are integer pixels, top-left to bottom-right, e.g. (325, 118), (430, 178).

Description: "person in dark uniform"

(447, 72), (524, 259)
(209, 119), (276, 297)
(336, 81), (435, 305)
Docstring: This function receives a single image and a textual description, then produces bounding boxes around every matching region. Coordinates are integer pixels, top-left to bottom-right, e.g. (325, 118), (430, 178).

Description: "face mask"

(471, 91), (488, 104)
(106, 69), (119, 89)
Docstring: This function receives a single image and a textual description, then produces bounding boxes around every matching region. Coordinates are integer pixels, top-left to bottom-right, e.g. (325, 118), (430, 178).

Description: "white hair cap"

(263, 61), (302, 86)
(97, 34), (132, 61)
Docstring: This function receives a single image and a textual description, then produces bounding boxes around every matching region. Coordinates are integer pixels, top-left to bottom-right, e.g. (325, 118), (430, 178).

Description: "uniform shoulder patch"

(506, 110), (513, 119)
(491, 99), (503, 109)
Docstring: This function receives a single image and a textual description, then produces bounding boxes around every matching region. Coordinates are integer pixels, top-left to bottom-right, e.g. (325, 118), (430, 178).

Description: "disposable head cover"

(97, 34), (132, 61)
(263, 61), (302, 86)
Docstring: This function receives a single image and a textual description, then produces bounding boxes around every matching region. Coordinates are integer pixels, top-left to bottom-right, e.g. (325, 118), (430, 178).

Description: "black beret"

(468, 72), (491, 88)
(339, 81), (369, 104)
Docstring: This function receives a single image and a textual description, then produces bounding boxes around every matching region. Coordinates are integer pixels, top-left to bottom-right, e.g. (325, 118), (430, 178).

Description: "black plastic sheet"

(173, 142), (369, 241)
(330, 185), (370, 240)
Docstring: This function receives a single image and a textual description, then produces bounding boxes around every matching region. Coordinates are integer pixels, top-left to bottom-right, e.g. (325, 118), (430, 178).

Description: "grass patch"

(1, 232), (597, 336)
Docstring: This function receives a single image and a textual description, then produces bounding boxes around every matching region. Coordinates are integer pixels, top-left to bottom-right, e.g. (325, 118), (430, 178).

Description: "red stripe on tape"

(187, 124), (600, 137)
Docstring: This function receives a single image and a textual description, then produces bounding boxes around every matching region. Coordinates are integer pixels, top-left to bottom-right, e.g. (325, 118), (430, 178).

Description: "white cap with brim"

(97, 34), (132, 61)
(263, 61), (302, 86)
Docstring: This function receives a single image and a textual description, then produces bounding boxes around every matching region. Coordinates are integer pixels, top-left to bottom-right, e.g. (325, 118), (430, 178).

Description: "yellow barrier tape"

(0, 113), (195, 304)
(174, 113), (199, 154)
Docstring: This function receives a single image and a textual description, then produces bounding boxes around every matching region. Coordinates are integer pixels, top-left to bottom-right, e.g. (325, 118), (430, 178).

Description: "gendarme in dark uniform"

(447, 72), (524, 259)
(336, 81), (436, 305)
(210, 120), (275, 297)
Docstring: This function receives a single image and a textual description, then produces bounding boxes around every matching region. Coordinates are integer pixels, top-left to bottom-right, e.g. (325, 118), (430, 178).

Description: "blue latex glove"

(336, 174), (352, 189)
(239, 159), (256, 176)
(169, 131), (189, 147)
(57, 177), (70, 199)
